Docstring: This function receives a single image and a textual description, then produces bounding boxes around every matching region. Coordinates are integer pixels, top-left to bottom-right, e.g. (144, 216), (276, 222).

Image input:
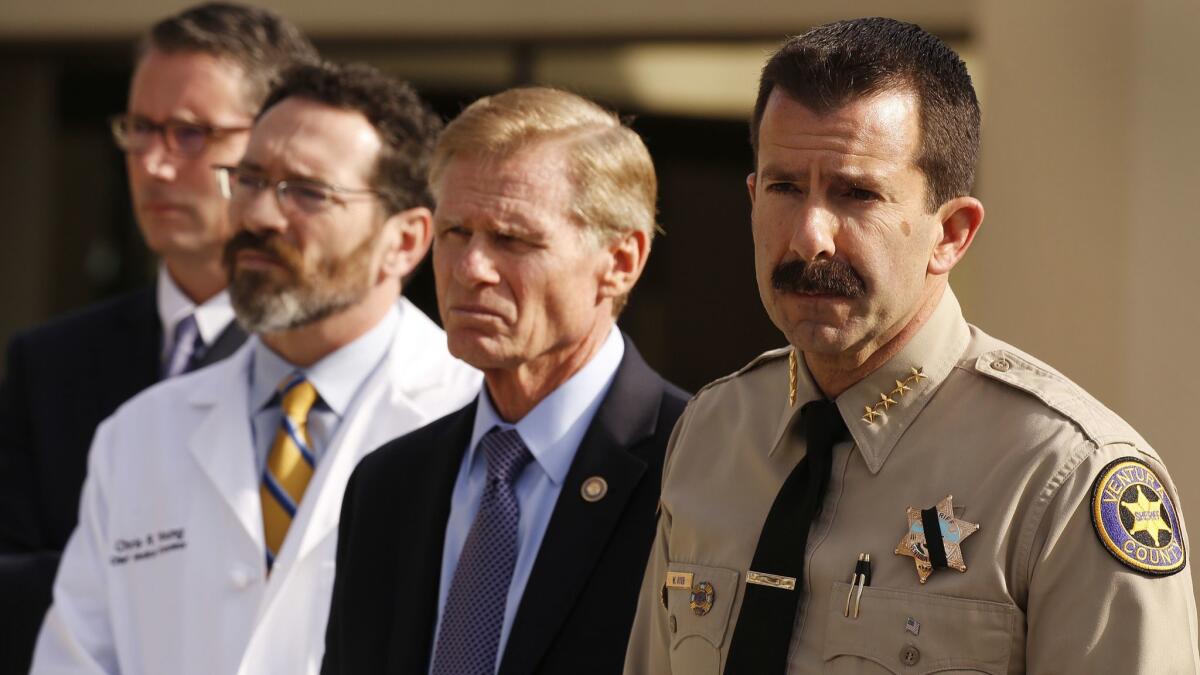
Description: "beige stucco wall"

(0, 0), (969, 39)
(961, 0), (1200, 599)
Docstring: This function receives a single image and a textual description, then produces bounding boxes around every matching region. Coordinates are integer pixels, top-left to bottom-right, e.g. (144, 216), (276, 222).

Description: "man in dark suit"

(322, 87), (688, 675)
(0, 4), (315, 671)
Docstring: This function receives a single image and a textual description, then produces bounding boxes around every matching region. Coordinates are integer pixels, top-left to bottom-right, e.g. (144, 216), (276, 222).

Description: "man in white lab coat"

(30, 61), (480, 675)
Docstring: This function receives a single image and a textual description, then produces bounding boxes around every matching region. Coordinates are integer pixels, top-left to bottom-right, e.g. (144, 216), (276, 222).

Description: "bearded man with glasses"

(31, 60), (480, 675)
(0, 4), (316, 671)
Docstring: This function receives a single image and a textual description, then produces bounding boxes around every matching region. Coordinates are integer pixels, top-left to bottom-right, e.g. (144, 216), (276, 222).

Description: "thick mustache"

(771, 258), (866, 298)
(223, 231), (301, 274)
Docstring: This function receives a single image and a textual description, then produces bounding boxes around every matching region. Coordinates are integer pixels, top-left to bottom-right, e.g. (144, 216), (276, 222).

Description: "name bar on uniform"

(746, 570), (796, 591)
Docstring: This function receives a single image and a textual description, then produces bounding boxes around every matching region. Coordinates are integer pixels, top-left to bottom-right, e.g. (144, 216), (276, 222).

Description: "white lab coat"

(31, 299), (481, 675)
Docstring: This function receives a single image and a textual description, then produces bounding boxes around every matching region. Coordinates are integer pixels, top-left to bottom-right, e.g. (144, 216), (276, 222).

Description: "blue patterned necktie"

(431, 427), (534, 675)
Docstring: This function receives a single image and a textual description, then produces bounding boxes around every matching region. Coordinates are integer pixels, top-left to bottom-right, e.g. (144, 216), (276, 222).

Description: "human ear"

(598, 228), (650, 302)
(928, 196), (984, 276)
(379, 206), (433, 283)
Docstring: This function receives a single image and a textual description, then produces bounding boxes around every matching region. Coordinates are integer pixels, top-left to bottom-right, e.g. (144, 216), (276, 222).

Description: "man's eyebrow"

(758, 165), (807, 182)
(759, 164), (887, 190)
(829, 171), (884, 189)
(492, 218), (540, 237)
(233, 161), (339, 186)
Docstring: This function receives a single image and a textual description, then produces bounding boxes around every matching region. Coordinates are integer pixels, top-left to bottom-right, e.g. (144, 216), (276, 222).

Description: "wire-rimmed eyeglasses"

(213, 165), (384, 215)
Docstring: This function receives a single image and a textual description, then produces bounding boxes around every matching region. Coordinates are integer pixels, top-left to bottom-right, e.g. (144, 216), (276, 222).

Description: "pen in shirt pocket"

(844, 553), (871, 619)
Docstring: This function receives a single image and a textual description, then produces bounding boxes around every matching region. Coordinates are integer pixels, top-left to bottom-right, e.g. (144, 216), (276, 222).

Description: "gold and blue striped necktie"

(260, 373), (319, 570)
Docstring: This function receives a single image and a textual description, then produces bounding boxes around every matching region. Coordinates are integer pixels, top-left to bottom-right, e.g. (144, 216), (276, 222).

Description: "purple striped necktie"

(161, 313), (201, 379)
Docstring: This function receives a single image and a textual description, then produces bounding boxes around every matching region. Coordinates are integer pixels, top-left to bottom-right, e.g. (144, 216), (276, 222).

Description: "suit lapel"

(387, 403), (477, 673)
(499, 338), (665, 675)
(97, 287), (160, 416)
(184, 348), (261, 549)
(258, 339), (440, 613)
(196, 320), (248, 369)
(286, 352), (429, 568)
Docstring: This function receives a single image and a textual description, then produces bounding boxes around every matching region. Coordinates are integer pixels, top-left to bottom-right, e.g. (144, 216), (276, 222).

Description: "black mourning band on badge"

(921, 506), (948, 570)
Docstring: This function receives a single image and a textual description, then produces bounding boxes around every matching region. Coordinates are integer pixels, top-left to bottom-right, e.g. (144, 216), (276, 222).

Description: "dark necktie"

(723, 398), (849, 675)
(431, 427), (533, 675)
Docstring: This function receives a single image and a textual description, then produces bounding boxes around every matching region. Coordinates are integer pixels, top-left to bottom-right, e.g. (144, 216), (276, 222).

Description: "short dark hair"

(139, 2), (318, 113)
(259, 61), (444, 214)
(751, 17), (980, 211)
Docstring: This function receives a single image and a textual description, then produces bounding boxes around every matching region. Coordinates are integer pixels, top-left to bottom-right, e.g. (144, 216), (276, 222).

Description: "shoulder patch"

(1090, 457), (1186, 576)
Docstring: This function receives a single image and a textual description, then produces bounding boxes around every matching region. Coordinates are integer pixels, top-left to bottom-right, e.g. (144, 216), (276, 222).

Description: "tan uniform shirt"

(625, 289), (1200, 674)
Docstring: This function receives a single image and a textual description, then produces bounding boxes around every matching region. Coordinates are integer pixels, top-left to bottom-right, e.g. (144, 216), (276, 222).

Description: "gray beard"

(231, 273), (365, 335)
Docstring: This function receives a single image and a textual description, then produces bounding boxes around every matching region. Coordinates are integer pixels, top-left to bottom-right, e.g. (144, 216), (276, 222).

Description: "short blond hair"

(429, 87), (658, 247)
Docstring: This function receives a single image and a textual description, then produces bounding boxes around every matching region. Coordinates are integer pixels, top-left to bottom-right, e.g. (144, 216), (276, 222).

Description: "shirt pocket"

(667, 562), (740, 675)
(823, 582), (1017, 675)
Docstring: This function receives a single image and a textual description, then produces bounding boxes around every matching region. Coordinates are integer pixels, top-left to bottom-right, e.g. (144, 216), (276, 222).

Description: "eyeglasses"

(110, 114), (251, 157)
(213, 165), (384, 215)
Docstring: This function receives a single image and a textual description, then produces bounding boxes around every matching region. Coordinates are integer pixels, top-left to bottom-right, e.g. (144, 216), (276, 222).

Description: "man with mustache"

(30, 61), (479, 675)
(625, 18), (1198, 674)
(321, 87), (688, 675)
(0, 4), (315, 669)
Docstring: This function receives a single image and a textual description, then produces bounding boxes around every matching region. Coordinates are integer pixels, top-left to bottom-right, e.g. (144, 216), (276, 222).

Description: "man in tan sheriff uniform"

(624, 17), (1200, 675)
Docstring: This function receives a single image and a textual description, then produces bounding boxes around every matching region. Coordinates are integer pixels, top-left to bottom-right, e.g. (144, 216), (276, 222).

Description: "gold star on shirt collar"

(861, 366), (927, 425)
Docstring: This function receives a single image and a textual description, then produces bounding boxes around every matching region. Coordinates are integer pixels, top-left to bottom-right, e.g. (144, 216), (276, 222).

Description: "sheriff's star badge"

(895, 494), (979, 584)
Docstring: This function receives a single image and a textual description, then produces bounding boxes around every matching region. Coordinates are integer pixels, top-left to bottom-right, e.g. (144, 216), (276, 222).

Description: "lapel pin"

(689, 581), (714, 616)
(906, 616), (921, 636)
(895, 494), (979, 584)
(581, 476), (608, 502)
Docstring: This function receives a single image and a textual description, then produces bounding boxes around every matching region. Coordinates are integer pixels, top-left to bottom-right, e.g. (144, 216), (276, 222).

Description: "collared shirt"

(247, 304), (400, 475)
(624, 287), (1199, 674)
(431, 326), (625, 671)
(156, 264), (236, 366)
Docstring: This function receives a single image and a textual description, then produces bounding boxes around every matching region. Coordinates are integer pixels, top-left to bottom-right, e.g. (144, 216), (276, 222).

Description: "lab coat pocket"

(823, 582), (1017, 675)
(667, 562), (740, 675)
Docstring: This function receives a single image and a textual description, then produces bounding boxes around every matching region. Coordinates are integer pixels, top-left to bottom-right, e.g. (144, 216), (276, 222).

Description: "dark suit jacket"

(322, 336), (688, 675)
(0, 286), (245, 674)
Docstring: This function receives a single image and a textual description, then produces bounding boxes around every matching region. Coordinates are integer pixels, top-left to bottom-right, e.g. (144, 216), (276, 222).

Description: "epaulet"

(972, 348), (1145, 449)
(693, 346), (791, 399)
